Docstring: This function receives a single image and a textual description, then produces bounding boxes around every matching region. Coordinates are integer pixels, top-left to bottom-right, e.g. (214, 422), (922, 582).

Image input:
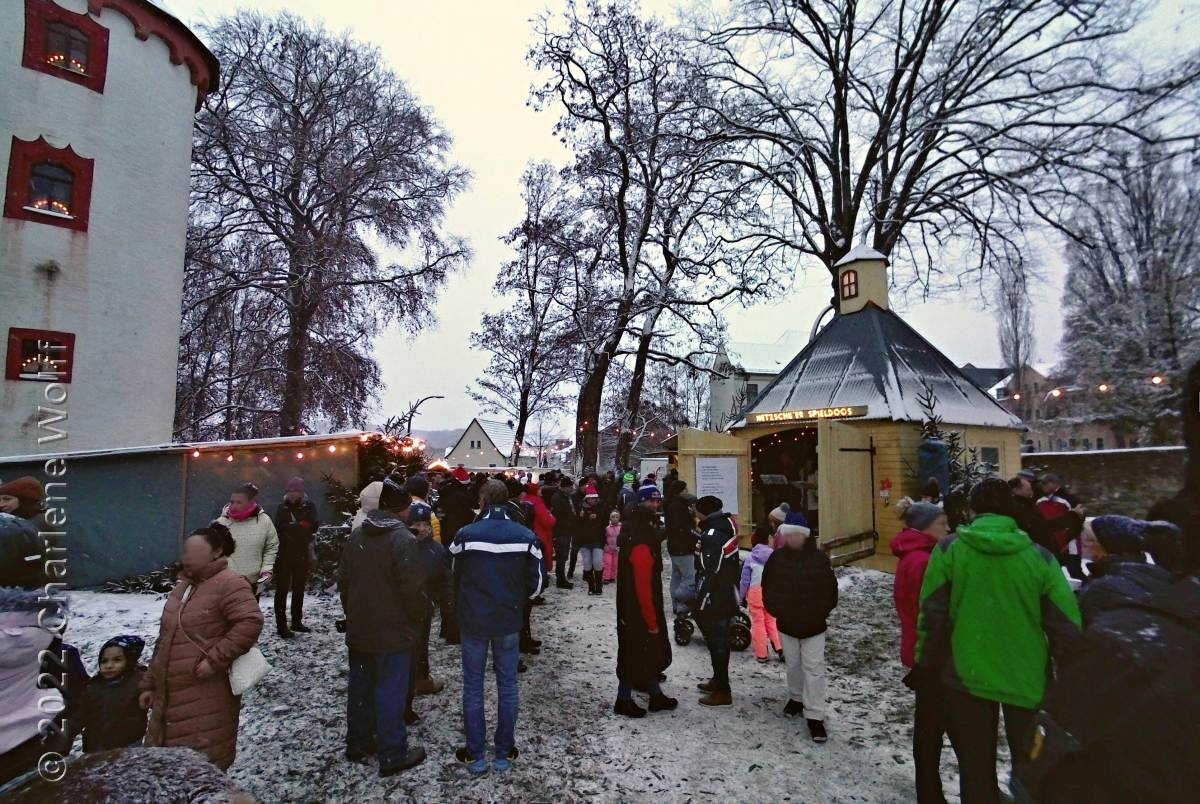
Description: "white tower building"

(0, 0), (216, 455)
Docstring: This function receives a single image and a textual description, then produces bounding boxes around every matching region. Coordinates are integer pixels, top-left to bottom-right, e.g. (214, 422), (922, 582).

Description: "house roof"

(959, 364), (1013, 392)
(477, 418), (518, 457)
(731, 303), (1023, 429)
(834, 244), (889, 267)
(724, 330), (808, 375)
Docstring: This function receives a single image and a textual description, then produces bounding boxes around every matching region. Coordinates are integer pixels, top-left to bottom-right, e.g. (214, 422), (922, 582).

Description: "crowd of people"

(1, 443), (1197, 798)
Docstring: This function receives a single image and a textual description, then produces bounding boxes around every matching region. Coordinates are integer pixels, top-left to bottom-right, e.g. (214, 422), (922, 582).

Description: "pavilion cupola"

(833, 244), (890, 315)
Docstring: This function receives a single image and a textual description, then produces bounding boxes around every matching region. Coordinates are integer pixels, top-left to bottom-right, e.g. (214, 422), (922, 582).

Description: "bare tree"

(1058, 138), (1200, 444)
(696, 0), (1200, 302)
(994, 250), (1036, 388)
(183, 12), (470, 437)
(468, 163), (580, 464)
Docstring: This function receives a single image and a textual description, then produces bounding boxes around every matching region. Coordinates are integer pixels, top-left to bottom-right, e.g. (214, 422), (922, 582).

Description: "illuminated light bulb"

(1012, 393), (1021, 400)
(1098, 384), (1109, 392)
(328, 445), (337, 453)
(1050, 389), (1062, 398)
(192, 450), (200, 458)
(226, 455), (234, 462)
(296, 452), (304, 460)
(262, 456), (270, 463)
(1150, 375), (1164, 385)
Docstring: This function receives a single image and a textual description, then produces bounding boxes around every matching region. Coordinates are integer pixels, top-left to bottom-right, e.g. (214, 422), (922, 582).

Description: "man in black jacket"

(274, 477), (319, 638)
(337, 478), (428, 776)
(551, 477), (577, 589)
(762, 522), (838, 743)
(664, 481), (697, 615)
(1008, 475), (1056, 554)
(693, 496), (742, 707)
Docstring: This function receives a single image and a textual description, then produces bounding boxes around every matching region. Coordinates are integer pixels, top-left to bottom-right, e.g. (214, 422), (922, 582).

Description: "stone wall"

(1022, 447), (1187, 517)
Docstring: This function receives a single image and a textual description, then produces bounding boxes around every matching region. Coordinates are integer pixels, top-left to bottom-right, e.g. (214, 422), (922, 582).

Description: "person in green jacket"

(916, 477), (1081, 804)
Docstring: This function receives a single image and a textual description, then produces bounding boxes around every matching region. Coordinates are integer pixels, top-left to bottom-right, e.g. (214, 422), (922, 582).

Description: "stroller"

(671, 575), (752, 651)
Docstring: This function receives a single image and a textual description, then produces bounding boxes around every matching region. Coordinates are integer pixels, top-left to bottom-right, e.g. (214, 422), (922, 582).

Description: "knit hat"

(408, 501), (433, 525)
(378, 476), (412, 513)
(452, 466), (470, 483)
(768, 503), (790, 524)
(784, 510), (809, 528)
(903, 501), (944, 531)
(637, 485), (662, 502)
(1092, 515), (1145, 555)
(0, 476), (43, 503)
(286, 477), (305, 493)
(623, 471), (637, 486)
(99, 634), (146, 665)
(777, 523), (811, 541)
(695, 495), (723, 516)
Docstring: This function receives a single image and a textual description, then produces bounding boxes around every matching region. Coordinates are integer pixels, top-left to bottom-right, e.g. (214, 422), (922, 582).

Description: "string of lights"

(1016, 374), (1170, 402)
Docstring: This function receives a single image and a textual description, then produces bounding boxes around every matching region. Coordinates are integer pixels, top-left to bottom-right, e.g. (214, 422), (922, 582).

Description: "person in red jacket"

(892, 498), (950, 804)
(521, 483), (556, 577)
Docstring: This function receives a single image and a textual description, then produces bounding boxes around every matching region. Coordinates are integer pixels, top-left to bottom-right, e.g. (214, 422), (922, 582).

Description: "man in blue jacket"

(449, 479), (544, 775)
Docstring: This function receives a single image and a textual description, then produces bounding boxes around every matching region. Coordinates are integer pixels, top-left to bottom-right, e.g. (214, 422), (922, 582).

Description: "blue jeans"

(346, 650), (411, 766)
(461, 632), (520, 760)
(617, 680), (662, 699)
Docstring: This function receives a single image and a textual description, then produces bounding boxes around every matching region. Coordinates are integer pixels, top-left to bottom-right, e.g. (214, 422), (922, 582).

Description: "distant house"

(708, 330), (808, 431)
(444, 418), (537, 468)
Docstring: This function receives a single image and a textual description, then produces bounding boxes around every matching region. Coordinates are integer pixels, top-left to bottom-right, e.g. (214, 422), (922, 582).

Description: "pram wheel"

(673, 617), (694, 646)
(729, 611), (752, 652)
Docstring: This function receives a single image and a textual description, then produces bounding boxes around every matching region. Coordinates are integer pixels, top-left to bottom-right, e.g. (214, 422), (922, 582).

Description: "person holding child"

(78, 635), (148, 753)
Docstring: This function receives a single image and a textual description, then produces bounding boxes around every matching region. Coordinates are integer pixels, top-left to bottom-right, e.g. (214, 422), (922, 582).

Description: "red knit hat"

(0, 476), (43, 502)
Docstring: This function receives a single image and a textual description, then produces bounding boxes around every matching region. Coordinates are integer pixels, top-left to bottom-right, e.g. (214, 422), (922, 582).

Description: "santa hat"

(777, 523), (811, 541)
(452, 466), (471, 483)
(585, 484), (599, 499)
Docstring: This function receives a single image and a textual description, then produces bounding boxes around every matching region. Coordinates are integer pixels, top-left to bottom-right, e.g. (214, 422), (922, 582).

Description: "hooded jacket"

(616, 505), (671, 686)
(1079, 556), (1174, 626)
(891, 527), (939, 668)
(917, 513), (1082, 709)
(0, 588), (64, 757)
(450, 505), (544, 638)
(216, 504), (279, 582)
(762, 539), (838, 639)
(79, 668), (147, 752)
(336, 510), (427, 653)
(694, 511), (741, 618)
(739, 543), (774, 601)
(521, 490), (556, 568)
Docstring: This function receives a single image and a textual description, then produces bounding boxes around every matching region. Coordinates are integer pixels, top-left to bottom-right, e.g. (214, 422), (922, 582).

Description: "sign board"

(747, 405), (868, 426)
(695, 456), (740, 515)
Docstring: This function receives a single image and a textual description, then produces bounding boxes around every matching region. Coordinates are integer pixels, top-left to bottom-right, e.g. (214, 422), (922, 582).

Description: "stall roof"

(730, 303), (1023, 429)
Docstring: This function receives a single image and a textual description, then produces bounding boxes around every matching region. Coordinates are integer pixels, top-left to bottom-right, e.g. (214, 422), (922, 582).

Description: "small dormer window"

(45, 22), (90, 75)
(29, 162), (75, 216)
(841, 269), (859, 300)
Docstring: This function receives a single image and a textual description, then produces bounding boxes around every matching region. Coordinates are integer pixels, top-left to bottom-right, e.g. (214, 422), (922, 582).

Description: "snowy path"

(65, 567), (974, 802)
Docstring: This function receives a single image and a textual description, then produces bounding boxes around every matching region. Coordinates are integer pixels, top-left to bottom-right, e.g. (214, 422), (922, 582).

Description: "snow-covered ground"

(64, 567), (983, 802)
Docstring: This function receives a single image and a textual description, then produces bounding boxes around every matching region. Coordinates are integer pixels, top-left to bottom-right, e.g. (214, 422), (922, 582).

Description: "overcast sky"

(163, 0), (1197, 431)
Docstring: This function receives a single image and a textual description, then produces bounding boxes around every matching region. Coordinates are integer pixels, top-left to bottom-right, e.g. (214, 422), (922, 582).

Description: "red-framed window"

(5, 328), (76, 383)
(22, 0), (109, 93)
(841, 269), (859, 300)
(4, 136), (95, 231)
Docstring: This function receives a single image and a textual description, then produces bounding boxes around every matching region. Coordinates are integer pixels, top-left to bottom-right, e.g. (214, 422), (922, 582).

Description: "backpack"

(1014, 576), (1200, 803)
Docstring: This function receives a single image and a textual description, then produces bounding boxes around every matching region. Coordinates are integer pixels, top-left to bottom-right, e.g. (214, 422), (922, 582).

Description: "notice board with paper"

(695, 457), (740, 515)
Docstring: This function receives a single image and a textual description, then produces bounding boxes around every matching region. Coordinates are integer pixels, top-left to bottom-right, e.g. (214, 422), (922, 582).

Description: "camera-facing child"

(78, 635), (149, 752)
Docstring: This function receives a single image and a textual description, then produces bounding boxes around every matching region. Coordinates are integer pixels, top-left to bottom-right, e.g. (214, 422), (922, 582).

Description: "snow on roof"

(959, 365), (1012, 392)
(725, 330), (808, 375)
(732, 304), (1023, 429)
(834, 244), (889, 267)
(477, 418), (518, 456)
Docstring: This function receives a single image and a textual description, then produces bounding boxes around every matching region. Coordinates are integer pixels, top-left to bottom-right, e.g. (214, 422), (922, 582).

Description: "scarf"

(226, 501), (260, 522)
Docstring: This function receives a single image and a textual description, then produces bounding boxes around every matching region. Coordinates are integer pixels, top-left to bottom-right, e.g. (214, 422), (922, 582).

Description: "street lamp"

(1151, 375), (1165, 386)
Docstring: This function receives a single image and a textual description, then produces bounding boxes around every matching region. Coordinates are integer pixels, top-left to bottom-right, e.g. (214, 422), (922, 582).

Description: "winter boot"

(380, 746), (426, 777)
(807, 719), (828, 743)
(520, 630), (541, 655)
(413, 675), (444, 695)
(290, 622), (312, 633)
(648, 692), (679, 712)
(697, 678), (718, 693)
(699, 689), (733, 707)
(614, 698), (647, 718)
(277, 626), (294, 639)
(783, 699), (805, 717)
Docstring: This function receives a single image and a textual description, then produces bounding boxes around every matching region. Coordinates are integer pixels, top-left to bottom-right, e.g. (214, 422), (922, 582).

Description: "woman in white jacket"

(216, 482), (279, 591)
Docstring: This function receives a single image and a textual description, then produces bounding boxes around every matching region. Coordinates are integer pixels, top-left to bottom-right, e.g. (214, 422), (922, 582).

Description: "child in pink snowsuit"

(602, 510), (621, 583)
(740, 529), (783, 662)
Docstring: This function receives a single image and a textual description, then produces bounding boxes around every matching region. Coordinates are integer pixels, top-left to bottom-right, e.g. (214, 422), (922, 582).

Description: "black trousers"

(697, 614), (732, 690)
(943, 686), (1035, 804)
(568, 542), (580, 578)
(913, 682), (949, 804)
(554, 536), (572, 582)
(273, 551), (309, 630)
(406, 603), (434, 709)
